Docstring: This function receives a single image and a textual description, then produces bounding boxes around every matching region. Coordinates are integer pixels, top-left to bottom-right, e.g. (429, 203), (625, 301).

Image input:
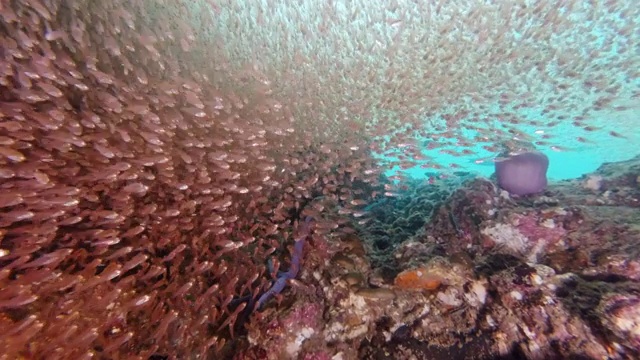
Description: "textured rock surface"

(244, 155), (640, 360)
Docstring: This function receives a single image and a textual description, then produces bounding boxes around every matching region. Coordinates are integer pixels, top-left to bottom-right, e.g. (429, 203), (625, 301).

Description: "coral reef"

(244, 155), (640, 360)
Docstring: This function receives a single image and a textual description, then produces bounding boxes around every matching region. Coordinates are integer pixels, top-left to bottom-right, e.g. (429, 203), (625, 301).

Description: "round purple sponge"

(494, 151), (549, 196)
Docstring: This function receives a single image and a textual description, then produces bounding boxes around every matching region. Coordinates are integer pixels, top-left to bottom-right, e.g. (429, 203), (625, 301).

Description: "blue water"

(384, 108), (640, 181)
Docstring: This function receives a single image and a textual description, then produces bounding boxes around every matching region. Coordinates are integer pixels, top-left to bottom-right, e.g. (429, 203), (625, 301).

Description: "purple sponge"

(495, 151), (549, 196)
(255, 216), (312, 309)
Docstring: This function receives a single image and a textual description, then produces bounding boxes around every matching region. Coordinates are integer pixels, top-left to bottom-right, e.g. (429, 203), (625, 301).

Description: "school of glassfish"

(0, 0), (638, 358)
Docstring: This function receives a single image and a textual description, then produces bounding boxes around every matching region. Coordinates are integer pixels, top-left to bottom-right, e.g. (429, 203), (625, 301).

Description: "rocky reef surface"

(238, 155), (640, 360)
